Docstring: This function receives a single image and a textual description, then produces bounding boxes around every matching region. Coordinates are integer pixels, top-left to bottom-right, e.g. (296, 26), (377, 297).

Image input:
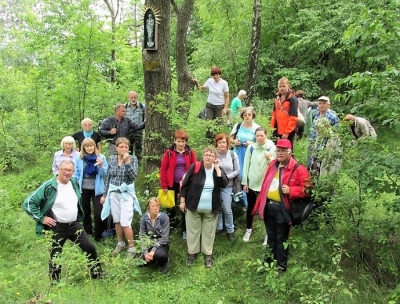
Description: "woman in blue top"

(230, 107), (261, 177)
(74, 138), (108, 241)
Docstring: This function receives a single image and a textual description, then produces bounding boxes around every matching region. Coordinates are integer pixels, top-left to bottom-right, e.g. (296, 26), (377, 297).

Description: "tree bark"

(171, 0), (196, 119)
(143, 0), (172, 174)
(244, 0), (261, 105)
(104, 0), (119, 83)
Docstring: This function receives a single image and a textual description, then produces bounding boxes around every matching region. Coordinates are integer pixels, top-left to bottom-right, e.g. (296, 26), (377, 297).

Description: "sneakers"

(242, 229), (252, 242)
(227, 232), (235, 242)
(126, 249), (136, 260)
(262, 235), (268, 246)
(182, 231), (187, 240)
(160, 257), (171, 274)
(112, 243), (126, 255)
(186, 254), (197, 266)
(204, 255), (213, 268)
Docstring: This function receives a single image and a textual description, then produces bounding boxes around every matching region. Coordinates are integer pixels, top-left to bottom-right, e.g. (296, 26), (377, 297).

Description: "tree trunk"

(244, 0), (261, 105)
(104, 0), (119, 83)
(143, 0), (172, 174)
(171, 0), (196, 119)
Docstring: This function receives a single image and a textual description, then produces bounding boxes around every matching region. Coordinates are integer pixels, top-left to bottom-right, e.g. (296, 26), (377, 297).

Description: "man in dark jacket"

(22, 160), (105, 282)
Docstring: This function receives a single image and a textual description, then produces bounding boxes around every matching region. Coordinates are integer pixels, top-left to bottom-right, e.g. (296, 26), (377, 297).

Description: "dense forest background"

(1, 0), (400, 303)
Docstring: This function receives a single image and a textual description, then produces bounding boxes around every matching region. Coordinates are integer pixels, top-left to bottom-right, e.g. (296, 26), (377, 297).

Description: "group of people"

(22, 72), (379, 282)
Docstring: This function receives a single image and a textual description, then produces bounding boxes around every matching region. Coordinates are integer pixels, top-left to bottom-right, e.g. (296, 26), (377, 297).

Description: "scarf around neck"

(83, 153), (99, 176)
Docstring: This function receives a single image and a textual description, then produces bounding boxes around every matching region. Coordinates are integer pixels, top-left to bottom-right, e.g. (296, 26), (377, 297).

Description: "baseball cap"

(276, 139), (292, 150)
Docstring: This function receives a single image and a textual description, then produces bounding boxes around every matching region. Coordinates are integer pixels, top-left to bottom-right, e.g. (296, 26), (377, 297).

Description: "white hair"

(238, 90), (247, 97)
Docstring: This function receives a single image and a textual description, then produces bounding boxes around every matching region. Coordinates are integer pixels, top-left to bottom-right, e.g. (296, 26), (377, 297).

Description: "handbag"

(157, 189), (175, 208)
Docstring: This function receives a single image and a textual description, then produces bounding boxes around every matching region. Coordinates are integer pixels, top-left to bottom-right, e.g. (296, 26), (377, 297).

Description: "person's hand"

(100, 196), (106, 204)
(222, 108), (227, 115)
(180, 202), (186, 213)
(265, 152), (271, 161)
(244, 141), (252, 147)
(145, 252), (154, 262)
(42, 216), (57, 227)
(243, 185), (249, 193)
(110, 128), (117, 135)
(123, 153), (130, 164)
(282, 184), (290, 195)
(96, 157), (103, 168)
(162, 188), (168, 194)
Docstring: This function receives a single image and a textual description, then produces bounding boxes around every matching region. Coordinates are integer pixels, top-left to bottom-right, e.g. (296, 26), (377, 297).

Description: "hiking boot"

(227, 232), (235, 242)
(204, 255), (213, 268)
(160, 257), (171, 274)
(182, 231), (187, 240)
(262, 235), (268, 246)
(242, 229), (252, 242)
(112, 243), (125, 255)
(186, 254), (197, 266)
(126, 247), (136, 259)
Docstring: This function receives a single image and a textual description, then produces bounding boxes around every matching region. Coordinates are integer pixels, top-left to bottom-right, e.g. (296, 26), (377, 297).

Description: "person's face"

(63, 142), (73, 151)
(148, 200), (160, 217)
(57, 163), (74, 184)
(128, 93), (138, 105)
(82, 121), (93, 132)
(148, 13), (153, 20)
(276, 148), (291, 163)
(212, 73), (221, 82)
(242, 111), (253, 122)
(116, 107), (127, 118)
(174, 138), (187, 152)
(203, 151), (216, 166)
(217, 138), (228, 152)
(255, 131), (266, 145)
(318, 101), (329, 113)
(116, 142), (129, 156)
(84, 144), (95, 155)
(278, 81), (289, 95)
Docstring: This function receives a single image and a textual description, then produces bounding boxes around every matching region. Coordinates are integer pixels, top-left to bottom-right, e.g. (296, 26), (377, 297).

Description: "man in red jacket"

(253, 139), (310, 272)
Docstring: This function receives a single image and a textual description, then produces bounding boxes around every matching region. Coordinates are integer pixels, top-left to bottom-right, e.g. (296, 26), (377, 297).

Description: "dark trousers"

(49, 221), (100, 280)
(129, 131), (144, 164)
(205, 103), (224, 139)
(246, 188), (258, 229)
(264, 202), (291, 270)
(143, 244), (169, 266)
(272, 130), (296, 150)
(81, 189), (106, 240)
(167, 182), (186, 232)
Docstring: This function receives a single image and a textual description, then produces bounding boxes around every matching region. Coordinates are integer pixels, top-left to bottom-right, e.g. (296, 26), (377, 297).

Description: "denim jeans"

(217, 187), (234, 233)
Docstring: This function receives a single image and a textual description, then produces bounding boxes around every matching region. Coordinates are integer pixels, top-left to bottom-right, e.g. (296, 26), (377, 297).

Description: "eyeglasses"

(203, 154), (216, 158)
(59, 168), (74, 173)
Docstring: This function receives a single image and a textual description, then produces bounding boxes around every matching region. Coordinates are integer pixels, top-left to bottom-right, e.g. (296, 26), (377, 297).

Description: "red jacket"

(270, 90), (298, 136)
(252, 157), (311, 222)
(160, 145), (197, 189)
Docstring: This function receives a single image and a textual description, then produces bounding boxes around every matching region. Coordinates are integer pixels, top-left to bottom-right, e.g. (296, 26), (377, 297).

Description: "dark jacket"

(139, 212), (170, 255)
(180, 162), (229, 213)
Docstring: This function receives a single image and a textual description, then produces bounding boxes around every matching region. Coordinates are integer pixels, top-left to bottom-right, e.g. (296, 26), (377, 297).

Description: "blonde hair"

(81, 117), (93, 127)
(79, 138), (100, 159)
(202, 146), (218, 157)
(146, 197), (160, 210)
(60, 136), (76, 149)
(116, 137), (130, 147)
(278, 77), (290, 86)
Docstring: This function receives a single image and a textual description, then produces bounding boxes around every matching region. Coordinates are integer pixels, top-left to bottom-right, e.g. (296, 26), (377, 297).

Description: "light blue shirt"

(197, 168), (214, 211)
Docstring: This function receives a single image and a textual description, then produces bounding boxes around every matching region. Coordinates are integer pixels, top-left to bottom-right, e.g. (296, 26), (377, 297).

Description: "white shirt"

(51, 181), (78, 223)
(204, 78), (229, 105)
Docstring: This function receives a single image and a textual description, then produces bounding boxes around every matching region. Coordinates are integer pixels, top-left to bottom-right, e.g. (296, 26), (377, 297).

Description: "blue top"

(74, 154), (108, 196)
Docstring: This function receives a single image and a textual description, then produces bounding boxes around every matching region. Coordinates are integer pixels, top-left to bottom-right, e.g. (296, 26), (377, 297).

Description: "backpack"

(179, 161), (201, 192)
(286, 163), (314, 227)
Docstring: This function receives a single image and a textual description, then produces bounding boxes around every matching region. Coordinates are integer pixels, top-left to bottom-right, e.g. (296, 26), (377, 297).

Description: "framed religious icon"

(143, 9), (158, 50)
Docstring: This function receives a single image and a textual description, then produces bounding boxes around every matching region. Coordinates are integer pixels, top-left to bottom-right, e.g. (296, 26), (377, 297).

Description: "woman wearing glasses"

(179, 147), (228, 268)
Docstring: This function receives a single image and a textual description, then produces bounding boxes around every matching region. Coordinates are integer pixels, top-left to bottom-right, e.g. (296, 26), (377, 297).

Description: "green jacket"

(22, 176), (83, 236)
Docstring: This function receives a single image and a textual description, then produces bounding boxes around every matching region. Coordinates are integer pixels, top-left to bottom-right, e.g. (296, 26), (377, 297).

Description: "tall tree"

(243, 0), (261, 104)
(104, 0), (120, 83)
(143, 1), (172, 174)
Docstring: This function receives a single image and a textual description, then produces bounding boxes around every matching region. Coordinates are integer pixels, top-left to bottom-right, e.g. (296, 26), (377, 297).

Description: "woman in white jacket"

(241, 127), (276, 244)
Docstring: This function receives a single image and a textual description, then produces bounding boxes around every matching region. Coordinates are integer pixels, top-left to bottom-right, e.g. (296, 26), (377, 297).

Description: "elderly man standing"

(252, 139), (311, 273)
(99, 104), (145, 156)
(344, 114), (377, 140)
(125, 91), (146, 164)
(306, 96), (339, 166)
(22, 160), (106, 282)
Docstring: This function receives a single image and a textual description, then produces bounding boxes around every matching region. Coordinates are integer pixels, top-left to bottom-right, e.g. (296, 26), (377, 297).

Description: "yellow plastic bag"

(157, 189), (175, 208)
